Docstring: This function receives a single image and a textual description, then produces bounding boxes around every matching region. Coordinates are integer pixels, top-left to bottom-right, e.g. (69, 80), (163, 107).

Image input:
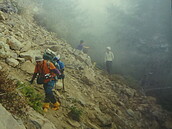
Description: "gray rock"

(81, 67), (96, 85)
(11, 52), (18, 59)
(96, 113), (112, 127)
(6, 58), (19, 67)
(20, 60), (35, 74)
(20, 41), (31, 52)
(67, 119), (81, 128)
(87, 120), (100, 129)
(0, 41), (11, 58)
(0, 104), (26, 129)
(28, 108), (57, 129)
(125, 88), (135, 98)
(17, 57), (25, 63)
(7, 36), (23, 50)
(0, 11), (5, 20)
(126, 109), (135, 117)
(20, 50), (42, 62)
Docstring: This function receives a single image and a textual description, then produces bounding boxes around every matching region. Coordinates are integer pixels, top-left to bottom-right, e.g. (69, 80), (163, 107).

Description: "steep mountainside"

(0, 2), (172, 129)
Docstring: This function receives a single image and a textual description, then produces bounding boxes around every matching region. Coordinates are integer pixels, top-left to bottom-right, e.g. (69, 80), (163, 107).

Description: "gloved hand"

(61, 74), (65, 78)
(58, 74), (65, 79)
(29, 80), (33, 84)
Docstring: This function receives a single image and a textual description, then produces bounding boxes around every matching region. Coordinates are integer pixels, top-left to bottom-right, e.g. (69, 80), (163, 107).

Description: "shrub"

(68, 106), (83, 121)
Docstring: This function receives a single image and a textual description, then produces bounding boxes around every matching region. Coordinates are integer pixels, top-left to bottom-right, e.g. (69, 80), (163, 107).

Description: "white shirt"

(105, 51), (114, 62)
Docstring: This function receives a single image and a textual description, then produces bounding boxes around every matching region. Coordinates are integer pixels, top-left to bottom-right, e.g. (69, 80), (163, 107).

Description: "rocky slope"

(0, 2), (172, 129)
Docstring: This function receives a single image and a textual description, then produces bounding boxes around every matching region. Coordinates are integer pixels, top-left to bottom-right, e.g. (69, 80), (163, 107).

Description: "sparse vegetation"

(0, 70), (27, 117)
(0, 69), (43, 116)
(68, 106), (83, 121)
(17, 82), (44, 113)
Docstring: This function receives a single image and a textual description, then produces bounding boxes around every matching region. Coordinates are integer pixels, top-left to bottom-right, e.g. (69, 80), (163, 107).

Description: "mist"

(34, 0), (172, 90)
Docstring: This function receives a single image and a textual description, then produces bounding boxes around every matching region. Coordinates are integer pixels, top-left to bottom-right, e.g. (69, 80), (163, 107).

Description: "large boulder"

(73, 50), (92, 66)
(81, 67), (96, 85)
(124, 88), (136, 98)
(20, 50), (42, 62)
(0, 104), (26, 129)
(27, 108), (56, 129)
(96, 113), (112, 127)
(20, 41), (32, 52)
(10, 52), (18, 59)
(85, 56), (92, 66)
(6, 58), (19, 67)
(20, 60), (35, 74)
(7, 36), (23, 50)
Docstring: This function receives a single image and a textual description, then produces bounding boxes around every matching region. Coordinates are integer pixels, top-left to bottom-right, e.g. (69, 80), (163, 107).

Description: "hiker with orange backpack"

(29, 56), (61, 112)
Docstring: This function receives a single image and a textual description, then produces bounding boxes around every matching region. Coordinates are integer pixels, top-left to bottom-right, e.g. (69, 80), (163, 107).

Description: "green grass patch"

(17, 82), (44, 113)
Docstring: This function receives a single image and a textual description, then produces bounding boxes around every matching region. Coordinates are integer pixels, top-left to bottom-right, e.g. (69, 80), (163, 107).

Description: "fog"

(77, 0), (109, 35)
(34, 0), (171, 88)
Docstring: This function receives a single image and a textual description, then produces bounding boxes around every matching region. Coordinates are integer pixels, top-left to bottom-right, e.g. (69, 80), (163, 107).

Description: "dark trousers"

(43, 80), (56, 103)
(106, 61), (112, 74)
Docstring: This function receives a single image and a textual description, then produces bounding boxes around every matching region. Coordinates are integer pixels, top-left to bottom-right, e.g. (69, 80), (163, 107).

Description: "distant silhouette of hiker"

(76, 40), (89, 53)
(76, 40), (84, 50)
(105, 47), (114, 74)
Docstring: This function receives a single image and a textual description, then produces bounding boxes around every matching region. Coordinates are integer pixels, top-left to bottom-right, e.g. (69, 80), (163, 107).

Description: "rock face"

(0, 104), (26, 129)
(27, 109), (57, 129)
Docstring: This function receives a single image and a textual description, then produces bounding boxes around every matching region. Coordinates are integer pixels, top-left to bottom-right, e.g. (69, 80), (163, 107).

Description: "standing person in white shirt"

(105, 46), (114, 74)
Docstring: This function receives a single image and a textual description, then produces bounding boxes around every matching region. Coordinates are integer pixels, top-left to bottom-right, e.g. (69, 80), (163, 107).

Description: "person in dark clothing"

(77, 40), (84, 50)
(76, 40), (89, 53)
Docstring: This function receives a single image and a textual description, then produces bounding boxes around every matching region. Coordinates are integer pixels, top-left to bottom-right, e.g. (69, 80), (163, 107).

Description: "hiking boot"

(43, 103), (50, 112)
(52, 102), (60, 111)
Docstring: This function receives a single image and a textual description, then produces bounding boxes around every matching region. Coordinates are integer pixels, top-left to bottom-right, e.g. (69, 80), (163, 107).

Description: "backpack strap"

(46, 61), (50, 69)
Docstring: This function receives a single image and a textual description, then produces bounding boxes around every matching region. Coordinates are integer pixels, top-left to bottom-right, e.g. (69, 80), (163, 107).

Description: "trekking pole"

(62, 78), (65, 91)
